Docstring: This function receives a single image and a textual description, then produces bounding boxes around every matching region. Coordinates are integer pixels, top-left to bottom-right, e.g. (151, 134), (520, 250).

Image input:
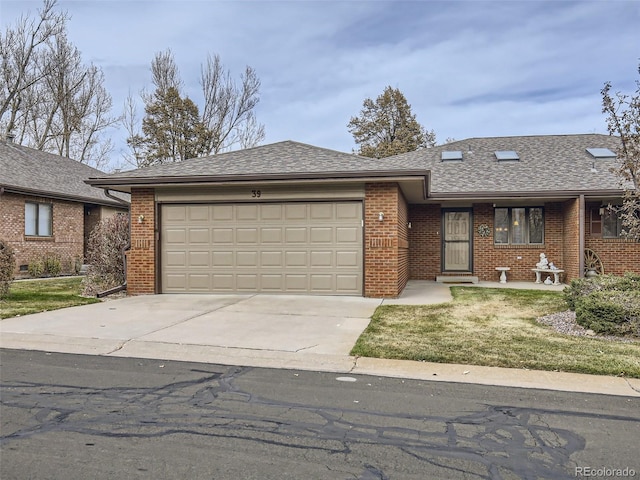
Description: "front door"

(442, 209), (472, 272)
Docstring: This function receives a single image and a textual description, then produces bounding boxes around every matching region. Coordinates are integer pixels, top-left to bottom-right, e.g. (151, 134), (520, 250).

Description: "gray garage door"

(161, 202), (363, 294)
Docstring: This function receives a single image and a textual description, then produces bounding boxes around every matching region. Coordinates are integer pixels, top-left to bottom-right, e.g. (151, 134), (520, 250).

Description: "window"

(602, 208), (623, 238)
(494, 207), (544, 245)
(25, 202), (52, 236)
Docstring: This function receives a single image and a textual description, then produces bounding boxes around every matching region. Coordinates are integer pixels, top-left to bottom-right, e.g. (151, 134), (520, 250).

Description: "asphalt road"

(1, 349), (639, 480)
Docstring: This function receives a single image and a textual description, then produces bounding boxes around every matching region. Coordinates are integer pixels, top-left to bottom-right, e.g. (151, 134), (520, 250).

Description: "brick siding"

(584, 201), (640, 276)
(409, 202), (570, 282)
(0, 192), (84, 275)
(408, 204), (441, 279)
(126, 188), (156, 295)
(364, 183), (407, 297)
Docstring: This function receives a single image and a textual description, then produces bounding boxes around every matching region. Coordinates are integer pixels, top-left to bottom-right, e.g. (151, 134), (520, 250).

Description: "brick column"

(127, 188), (155, 294)
(364, 183), (404, 297)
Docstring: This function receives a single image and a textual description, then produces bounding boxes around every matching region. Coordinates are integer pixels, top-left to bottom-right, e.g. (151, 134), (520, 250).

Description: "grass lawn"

(0, 277), (100, 319)
(351, 286), (640, 378)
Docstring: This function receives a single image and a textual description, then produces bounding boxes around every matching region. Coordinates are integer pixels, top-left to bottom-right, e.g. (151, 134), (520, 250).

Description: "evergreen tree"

(348, 86), (435, 158)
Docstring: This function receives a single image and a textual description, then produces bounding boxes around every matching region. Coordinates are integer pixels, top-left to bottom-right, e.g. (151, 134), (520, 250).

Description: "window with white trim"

(494, 207), (544, 245)
(25, 202), (52, 236)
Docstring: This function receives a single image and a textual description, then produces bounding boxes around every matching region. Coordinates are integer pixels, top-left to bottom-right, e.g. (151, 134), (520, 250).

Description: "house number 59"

(251, 189), (261, 198)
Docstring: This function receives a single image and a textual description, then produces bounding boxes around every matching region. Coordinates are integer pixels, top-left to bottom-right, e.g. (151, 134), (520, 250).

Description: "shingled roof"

(89, 140), (399, 180)
(391, 133), (625, 197)
(0, 140), (129, 206)
(85, 134), (627, 199)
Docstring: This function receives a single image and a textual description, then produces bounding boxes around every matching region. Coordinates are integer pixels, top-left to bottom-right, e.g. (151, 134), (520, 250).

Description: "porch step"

(436, 275), (479, 284)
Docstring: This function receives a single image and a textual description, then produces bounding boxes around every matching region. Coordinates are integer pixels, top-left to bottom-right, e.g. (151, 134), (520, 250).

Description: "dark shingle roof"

(0, 140), (129, 206)
(389, 133), (625, 195)
(86, 135), (627, 197)
(95, 140), (393, 180)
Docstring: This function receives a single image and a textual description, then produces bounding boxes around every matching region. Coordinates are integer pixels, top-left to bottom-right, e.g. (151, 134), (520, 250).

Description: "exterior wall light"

(378, 212), (384, 222)
(138, 214), (145, 224)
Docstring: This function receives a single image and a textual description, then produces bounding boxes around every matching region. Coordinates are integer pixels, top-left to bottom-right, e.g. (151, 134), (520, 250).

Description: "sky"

(1, 0), (639, 171)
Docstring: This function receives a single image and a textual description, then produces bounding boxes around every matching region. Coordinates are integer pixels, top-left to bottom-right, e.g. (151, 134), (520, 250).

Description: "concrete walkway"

(1, 280), (638, 397)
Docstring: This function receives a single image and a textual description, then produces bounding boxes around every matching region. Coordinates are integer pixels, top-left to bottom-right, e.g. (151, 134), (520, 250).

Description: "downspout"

(578, 195), (585, 278)
(96, 189), (130, 298)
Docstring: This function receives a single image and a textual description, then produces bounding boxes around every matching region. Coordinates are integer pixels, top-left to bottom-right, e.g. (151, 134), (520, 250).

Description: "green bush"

(0, 239), (15, 298)
(564, 273), (640, 309)
(566, 273), (640, 337)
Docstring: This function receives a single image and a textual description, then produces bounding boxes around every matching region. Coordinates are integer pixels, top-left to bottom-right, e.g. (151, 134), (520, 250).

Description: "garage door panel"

(260, 274), (283, 291)
(165, 228), (186, 244)
(261, 251), (283, 267)
(165, 273), (187, 290)
(237, 228), (258, 243)
(188, 251), (209, 267)
(212, 251), (233, 267)
(212, 205), (233, 220)
(336, 251), (359, 267)
(189, 205), (210, 221)
(310, 227), (332, 243)
(285, 227), (306, 243)
(237, 204), (259, 220)
(285, 204), (306, 220)
(236, 251), (258, 266)
(188, 274), (210, 290)
(260, 228), (282, 243)
(212, 228), (233, 244)
(260, 204), (282, 220)
(212, 274), (234, 290)
(188, 228), (210, 243)
(309, 274), (332, 292)
(310, 251), (332, 267)
(336, 227), (359, 243)
(336, 275), (359, 291)
(165, 251), (186, 267)
(161, 202), (362, 294)
(165, 205), (187, 222)
(337, 202), (360, 220)
(237, 275), (258, 290)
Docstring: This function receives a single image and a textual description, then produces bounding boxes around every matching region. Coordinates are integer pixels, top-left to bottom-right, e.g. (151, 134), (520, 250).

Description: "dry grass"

(0, 277), (99, 319)
(351, 287), (640, 378)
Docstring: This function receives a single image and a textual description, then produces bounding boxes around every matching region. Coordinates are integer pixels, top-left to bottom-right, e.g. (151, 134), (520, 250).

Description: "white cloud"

(1, 0), (638, 169)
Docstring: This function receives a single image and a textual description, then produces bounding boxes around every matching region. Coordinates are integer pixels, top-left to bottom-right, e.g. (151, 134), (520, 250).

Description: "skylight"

(441, 151), (463, 162)
(495, 150), (519, 161)
(586, 148), (616, 159)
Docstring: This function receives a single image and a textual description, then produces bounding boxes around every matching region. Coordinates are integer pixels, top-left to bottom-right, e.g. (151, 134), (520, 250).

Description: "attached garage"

(86, 140), (429, 297)
(161, 201), (363, 294)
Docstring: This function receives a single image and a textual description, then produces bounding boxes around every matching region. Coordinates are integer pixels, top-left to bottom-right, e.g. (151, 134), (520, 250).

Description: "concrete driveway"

(0, 294), (382, 369)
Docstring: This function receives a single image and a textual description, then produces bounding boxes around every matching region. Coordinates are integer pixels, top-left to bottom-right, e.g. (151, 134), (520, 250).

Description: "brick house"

(86, 134), (639, 298)
(0, 138), (129, 276)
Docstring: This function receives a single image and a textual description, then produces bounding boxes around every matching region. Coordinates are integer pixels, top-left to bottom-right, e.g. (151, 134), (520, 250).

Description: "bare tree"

(200, 53), (264, 153)
(122, 93), (146, 168)
(1, 0), (118, 169)
(602, 65), (640, 240)
(0, 0), (66, 132)
(127, 50), (265, 165)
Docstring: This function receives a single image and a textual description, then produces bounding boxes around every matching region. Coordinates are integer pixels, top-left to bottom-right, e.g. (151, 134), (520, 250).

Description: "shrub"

(43, 254), (62, 276)
(28, 258), (45, 277)
(566, 273), (640, 337)
(82, 214), (129, 296)
(0, 239), (15, 298)
(575, 290), (640, 336)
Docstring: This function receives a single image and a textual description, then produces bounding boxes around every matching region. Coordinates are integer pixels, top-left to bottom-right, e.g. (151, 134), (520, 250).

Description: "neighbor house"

(0, 136), (130, 276)
(85, 134), (639, 297)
